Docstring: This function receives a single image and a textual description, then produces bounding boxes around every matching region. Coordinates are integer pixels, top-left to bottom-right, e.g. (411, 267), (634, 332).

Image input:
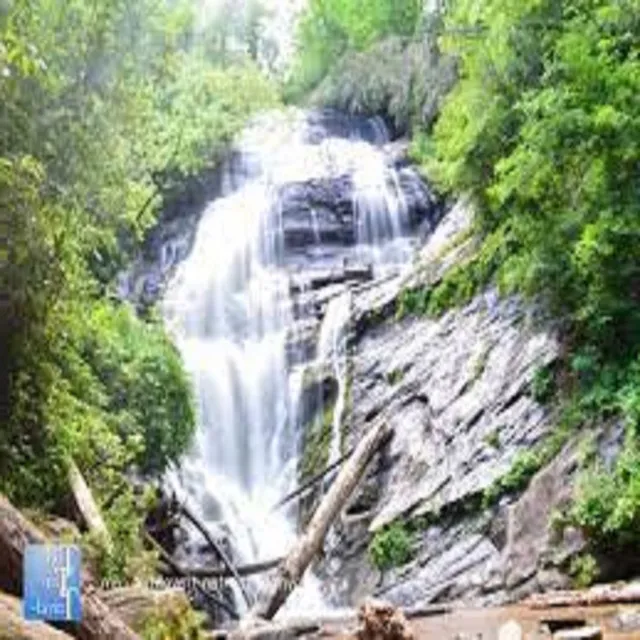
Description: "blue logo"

(23, 544), (82, 622)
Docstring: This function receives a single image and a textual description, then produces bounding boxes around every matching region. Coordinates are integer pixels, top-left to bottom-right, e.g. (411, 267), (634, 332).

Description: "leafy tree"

(1, 0), (279, 578)
(286, 0), (423, 100)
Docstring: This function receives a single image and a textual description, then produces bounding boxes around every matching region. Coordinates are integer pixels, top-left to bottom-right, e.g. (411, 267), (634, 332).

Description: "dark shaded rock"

(278, 175), (355, 250)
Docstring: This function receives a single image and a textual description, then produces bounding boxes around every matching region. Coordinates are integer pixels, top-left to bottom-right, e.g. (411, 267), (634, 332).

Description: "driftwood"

(250, 419), (392, 620)
(169, 557), (283, 579)
(0, 494), (140, 640)
(0, 592), (74, 640)
(526, 583), (640, 609)
(227, 621), (321, 640)
(180, 503), (252, 608)
(67, 460), (112, 550)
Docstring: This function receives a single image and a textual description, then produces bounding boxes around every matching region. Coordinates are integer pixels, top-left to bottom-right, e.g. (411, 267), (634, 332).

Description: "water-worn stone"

(98, 587), (192, 632)
(354, 291), (558, 532)
(498, 620), (523, 640)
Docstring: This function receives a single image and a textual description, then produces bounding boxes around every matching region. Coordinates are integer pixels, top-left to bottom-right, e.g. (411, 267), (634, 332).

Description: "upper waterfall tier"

(120, 109), (442, 310)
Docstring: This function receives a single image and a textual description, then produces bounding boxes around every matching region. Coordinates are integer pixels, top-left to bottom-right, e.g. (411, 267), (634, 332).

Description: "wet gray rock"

(353, 292), (558, 531)
(314, 196), (606, 608)
(319, 278), (563, 607)
(279, 176), (356, 249)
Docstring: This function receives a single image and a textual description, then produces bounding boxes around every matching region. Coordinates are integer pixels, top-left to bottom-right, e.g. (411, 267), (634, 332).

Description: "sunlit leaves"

(1, 0), (278, 511)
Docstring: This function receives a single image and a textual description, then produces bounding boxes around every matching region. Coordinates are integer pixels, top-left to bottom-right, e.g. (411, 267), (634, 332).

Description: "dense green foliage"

(2, 0), (278, 578)
(285, 0), (456, 131)
(570, 360), (640, 548)
(427, 0), (640, 355)
(288, 0), (422, 97)
(419, 0), (640, 554)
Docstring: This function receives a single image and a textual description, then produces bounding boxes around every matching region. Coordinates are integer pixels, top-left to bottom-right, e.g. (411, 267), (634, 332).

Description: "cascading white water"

(162, 108), (417, 614)
(317, 291), (352, 465)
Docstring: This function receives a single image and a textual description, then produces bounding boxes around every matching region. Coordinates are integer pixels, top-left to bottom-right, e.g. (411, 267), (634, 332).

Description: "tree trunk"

(250, 419), (392, 621)
(0, 494), (140, 640)
(526, 584), (640, 608)
(67, 461), (112, 550)
(0, 593), (73, 640)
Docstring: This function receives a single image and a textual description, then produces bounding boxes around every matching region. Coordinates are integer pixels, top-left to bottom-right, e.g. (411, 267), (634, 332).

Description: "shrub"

(531, 365), (556, 404)
(368, 521), (414, 571)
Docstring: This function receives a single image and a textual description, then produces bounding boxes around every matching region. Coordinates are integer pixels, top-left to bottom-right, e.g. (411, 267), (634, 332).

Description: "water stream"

(161, 109), (417, 614)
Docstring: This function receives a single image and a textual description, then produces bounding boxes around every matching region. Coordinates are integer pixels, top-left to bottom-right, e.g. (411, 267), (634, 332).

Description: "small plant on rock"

(368, 521), (414, 571)
(531, 364), (556, 404)
(569, 553), (599, 589)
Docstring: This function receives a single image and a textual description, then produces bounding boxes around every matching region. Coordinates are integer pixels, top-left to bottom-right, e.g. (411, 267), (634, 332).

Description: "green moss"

(483, 416), (576, 509)
(395, 286), (431, 319)
(484, 428), (501, 450)
(141, 598), (206, 640)
(386, 368), (405, 386)
(531, 364), (556, 404)
(472, 347), (490, 381)
(569, 553), (599, 589)
(299, 399), (335, 481)
(427, 225), (515, 317)
(340, 363), (354, 455)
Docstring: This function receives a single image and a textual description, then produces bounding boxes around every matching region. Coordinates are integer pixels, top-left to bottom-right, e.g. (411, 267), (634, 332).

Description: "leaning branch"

(180, 503), (252, 608)
(167, 557), (283, 580)
(143, 532), (239, 620)
(273, 425), (394, 512)
(250, 419), (393, 621)
(67, 460), (112, 550)
(271, 448), (353, 511)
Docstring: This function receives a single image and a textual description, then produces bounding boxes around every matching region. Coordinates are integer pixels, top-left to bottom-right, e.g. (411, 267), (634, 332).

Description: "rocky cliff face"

(308, 202), (623, 610)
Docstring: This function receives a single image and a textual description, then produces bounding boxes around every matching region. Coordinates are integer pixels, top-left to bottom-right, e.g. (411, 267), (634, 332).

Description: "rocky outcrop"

(309, 200), (623, 610)
(120, 109), (609, 616)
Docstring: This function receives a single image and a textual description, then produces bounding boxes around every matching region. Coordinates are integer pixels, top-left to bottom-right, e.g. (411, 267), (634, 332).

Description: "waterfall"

(161, 108), (424, 615)
(317, 290), (352, 465)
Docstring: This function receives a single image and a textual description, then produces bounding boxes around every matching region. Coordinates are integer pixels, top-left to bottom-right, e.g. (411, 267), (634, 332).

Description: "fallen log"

(67, 460), (112, 550)
(250, 419), (392, 620)
(180, 503), (252, 608)
(167, 557), (283, 579)
(0, 592), (73, 640)
(0, 493), (140, 640)
(526, 583), (640, 609)
(227, 620), (321, 639)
